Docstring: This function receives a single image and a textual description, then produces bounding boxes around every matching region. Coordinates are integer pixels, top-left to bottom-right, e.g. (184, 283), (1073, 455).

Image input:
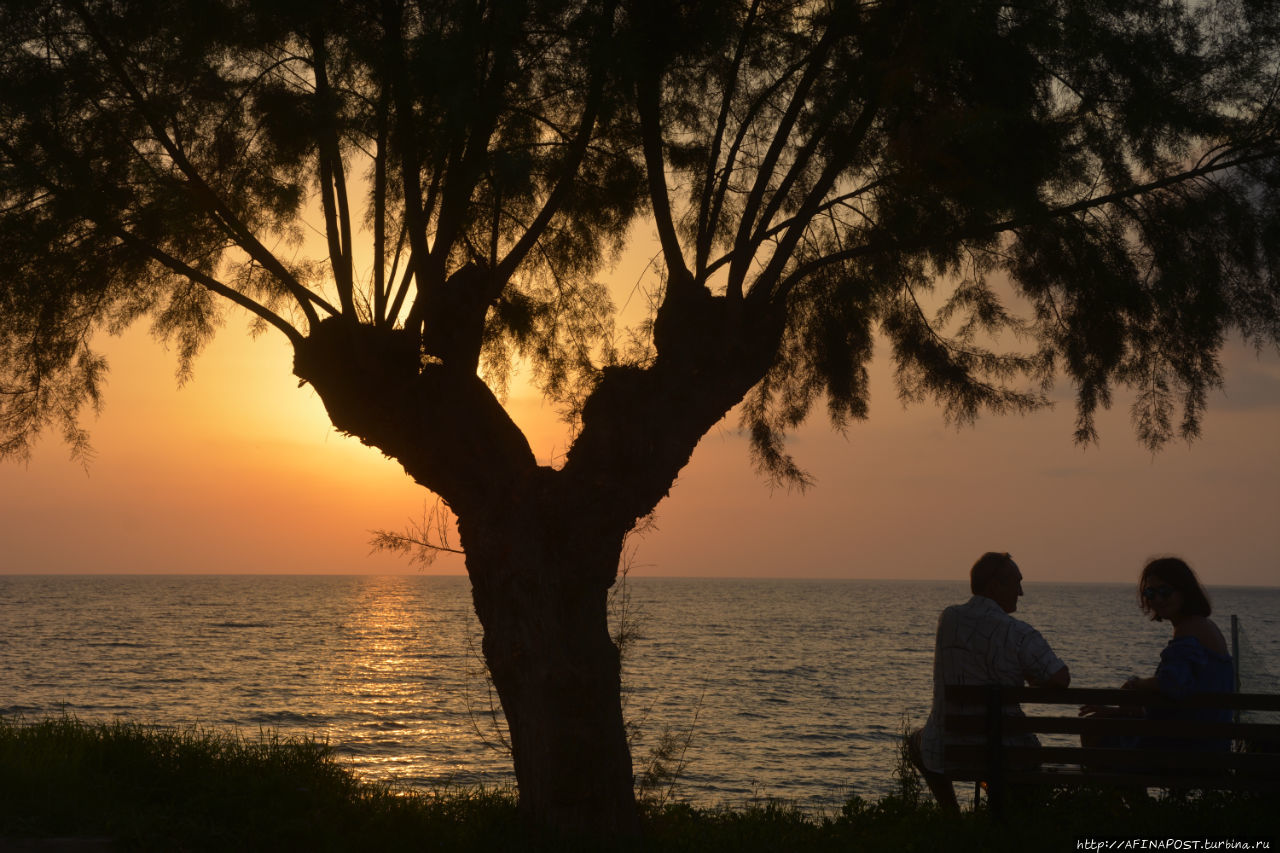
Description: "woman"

(1129, 556), (1234, 750)
(1082, 557), (1234, 752)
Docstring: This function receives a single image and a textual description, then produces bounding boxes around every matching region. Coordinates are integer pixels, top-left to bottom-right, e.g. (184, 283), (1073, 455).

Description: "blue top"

(1144, 635), (1234, 752)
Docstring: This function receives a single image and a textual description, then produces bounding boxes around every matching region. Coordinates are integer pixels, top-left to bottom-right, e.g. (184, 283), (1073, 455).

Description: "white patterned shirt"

(919, 594), (1066, 773)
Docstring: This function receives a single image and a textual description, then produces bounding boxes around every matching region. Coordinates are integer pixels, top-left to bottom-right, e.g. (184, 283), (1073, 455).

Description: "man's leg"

(908, 728), (959, 813)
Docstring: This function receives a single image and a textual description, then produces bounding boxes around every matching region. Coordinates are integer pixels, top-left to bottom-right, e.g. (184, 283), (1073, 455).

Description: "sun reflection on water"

(313, 575), (510, 787)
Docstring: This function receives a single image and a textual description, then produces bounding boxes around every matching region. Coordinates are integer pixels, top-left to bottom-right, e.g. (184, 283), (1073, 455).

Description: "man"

(909, 552), (1070, 811)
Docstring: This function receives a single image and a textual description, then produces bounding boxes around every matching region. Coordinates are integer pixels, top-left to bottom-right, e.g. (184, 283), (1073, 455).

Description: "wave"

(242, 710), (333, 727)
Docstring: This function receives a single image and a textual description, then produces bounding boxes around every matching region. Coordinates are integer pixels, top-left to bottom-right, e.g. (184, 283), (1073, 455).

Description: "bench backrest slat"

(947, 745), (1279, 772)
(944, 714), (1280, 742)
(1001, 770), (1280, 792)
(945, 685), (1280, 712)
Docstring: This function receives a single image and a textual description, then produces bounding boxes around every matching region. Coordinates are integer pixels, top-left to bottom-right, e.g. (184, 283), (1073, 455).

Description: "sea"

(2, 575), (1278, 812)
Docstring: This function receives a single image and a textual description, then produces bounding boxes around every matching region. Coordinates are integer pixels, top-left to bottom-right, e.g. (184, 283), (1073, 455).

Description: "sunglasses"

(1142, 585), (1176, 602)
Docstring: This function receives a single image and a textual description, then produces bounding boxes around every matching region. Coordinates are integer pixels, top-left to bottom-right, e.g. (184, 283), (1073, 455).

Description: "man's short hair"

(970, 552), (1017, 595)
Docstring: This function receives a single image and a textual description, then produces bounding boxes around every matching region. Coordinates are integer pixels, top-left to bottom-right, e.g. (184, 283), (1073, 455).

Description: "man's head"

(970, 551), (1023, 613)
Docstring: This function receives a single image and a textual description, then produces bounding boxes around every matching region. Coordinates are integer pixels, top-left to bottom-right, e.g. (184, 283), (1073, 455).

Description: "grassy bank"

(0, 715), (521, 851)
(2, 715), (1276, 851)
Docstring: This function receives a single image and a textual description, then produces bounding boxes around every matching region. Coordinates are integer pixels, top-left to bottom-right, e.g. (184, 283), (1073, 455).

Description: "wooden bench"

(942, 685), (1280, 815)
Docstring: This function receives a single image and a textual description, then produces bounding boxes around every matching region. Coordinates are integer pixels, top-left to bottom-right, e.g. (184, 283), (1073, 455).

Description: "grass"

(0, 715), (521, 851)
(2, 715), (1277, 851)
(640, 788), (1280, 853)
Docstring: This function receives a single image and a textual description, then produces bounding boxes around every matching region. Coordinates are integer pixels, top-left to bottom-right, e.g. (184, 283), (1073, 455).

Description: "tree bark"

(462, 487), (640, 839)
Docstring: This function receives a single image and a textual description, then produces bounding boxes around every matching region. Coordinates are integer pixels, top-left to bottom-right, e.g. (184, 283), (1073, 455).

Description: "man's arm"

(1018, 624), (1069, 688)
(1036, 665), (1070, 688)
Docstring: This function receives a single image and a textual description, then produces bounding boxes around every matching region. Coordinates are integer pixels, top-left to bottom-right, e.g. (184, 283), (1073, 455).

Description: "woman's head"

(1139, 556), (1212, 622)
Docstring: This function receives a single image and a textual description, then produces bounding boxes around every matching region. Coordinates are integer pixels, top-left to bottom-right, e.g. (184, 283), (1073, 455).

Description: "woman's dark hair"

(1139, 556), (1212, 621)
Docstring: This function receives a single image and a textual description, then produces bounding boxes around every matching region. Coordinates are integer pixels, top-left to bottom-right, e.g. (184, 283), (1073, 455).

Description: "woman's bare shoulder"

(1176, 616), (1229, 656)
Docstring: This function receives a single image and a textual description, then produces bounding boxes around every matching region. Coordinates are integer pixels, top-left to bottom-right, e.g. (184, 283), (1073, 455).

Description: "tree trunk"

(293, 311), (779, 841)
(295, 321), (645, 837)
(461, 498), (640, 840)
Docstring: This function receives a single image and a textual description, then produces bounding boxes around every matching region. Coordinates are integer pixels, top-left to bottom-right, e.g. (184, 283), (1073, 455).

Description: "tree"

(3, 0), (1279, 839)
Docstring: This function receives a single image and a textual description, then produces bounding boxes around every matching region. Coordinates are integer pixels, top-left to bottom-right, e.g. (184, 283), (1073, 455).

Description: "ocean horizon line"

(3, 571), (1277, 589)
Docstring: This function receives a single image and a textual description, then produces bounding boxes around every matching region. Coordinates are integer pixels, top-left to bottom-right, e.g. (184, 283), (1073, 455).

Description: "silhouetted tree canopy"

(3, 0), (1279, 471)
(621, 0), (1280, 482)
(1, 0), (640, 461)
(3, 0), (1279, 837)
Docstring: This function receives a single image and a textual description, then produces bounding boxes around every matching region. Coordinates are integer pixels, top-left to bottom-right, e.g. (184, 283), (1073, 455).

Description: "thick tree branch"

(725, 26), (838, 299)
(386, 241), (417, 326)
(748, 82), (870, 262)
(706, 57), (812, 295)
(373, 91), (390, 326)
(636, 70), (692, 288)
(310, 29), (357, 317)
(413, 2), (521, 326)
(383, 0), (432, 333)
(752, 96), (882, 307)
(294, 319), (539, 515)
(493, 2), (615, 285)
(694, 0), (761, 283)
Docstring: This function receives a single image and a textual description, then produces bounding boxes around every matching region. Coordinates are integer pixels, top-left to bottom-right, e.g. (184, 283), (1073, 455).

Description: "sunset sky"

(3, 250), (1279, 586)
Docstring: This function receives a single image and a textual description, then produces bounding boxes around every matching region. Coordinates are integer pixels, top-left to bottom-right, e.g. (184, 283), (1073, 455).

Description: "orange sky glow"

(3, 248), (1279, 586)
